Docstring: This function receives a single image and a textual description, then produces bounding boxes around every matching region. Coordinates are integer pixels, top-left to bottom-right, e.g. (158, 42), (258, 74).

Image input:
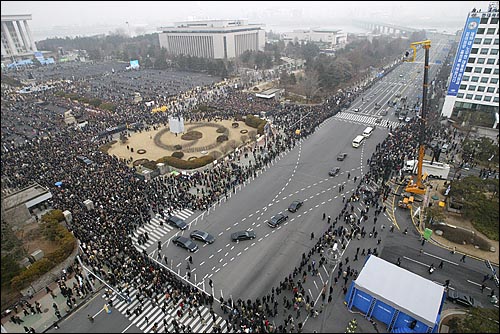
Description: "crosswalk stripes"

(103, 283), (228, 333)
(334, 112), (400, 128)
(130, 208), (195, 251)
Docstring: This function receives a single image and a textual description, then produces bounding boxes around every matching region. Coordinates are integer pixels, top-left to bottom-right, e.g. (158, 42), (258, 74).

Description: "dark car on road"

(231, 230), (256, 241)
(329, 167), (341, 177)
(268, 213), (288, 228)
(167, 216), (188, 230)
(172, 236), (198, 252)
(288, 200), (303, 213)
(337, 153), (347, 161)
(190, 230), (215, 244)
(447, 290), (482, 308)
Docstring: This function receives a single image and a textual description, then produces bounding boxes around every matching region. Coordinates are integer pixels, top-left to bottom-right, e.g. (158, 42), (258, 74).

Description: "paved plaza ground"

(107, 120), (256, 166)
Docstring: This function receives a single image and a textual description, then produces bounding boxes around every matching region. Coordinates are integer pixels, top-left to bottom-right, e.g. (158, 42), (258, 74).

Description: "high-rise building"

(158, 19), (265, 59)
(441, 2), (499, 128)
(1, 14), (37, 59)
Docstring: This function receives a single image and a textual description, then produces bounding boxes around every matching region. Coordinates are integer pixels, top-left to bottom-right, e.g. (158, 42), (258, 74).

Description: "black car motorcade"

(446, 290), (482, 308)
(231, 230), (256, 241)
(329, 167), (341, 177)
(167, 216), (188, 230)
(190, 229), (215, 244)
(172, 236), (198, 252)
(337, 153), (348, 161)
(268, 213), (288, 228)
(288, 200), (303, 213)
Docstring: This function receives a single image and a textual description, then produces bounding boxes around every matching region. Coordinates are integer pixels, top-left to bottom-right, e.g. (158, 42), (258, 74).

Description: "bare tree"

(297, 71), (320, 102)
(249, 130), (257, 141)
(240, 135), (248, 144)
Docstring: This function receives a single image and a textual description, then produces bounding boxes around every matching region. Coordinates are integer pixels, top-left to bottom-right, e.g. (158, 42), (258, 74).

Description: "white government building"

(158, 19), (265, 59)
(282, 28), (348, 47)
(441, 2), (499, 128)
(1, 14), (37, 58)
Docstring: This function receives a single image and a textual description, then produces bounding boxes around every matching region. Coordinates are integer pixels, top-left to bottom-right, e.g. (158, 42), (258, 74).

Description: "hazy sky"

(2, 1), (493, 40)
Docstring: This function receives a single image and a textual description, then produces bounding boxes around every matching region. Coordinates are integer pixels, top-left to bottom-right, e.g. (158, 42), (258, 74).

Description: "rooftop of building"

(1, 14), (32, 21)
(3, 183), (51, 211)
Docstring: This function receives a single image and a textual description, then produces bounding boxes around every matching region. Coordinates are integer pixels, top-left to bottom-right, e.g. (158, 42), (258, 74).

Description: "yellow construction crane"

(403, 40), (431, 195)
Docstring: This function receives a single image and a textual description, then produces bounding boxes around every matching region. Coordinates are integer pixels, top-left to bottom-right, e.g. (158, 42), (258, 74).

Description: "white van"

(352, 135), (365, 148)
(363, 126), (375, 138)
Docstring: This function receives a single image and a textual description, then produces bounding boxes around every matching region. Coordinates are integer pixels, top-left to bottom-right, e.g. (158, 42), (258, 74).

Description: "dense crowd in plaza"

(2, 59), (456, 332)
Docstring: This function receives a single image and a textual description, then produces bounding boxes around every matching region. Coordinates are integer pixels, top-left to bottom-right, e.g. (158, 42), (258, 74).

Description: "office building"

(441, 2), (499, 128)
(158, 19), (265, 59)
(1, 14), (37, 59)
(283, 28), (347, 47)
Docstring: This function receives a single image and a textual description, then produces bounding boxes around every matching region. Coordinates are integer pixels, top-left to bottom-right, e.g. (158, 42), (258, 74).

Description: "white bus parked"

(363, 126), (375, 138)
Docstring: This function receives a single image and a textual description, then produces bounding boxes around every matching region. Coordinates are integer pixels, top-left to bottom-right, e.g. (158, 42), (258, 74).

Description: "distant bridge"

(353, 20), (421, 36)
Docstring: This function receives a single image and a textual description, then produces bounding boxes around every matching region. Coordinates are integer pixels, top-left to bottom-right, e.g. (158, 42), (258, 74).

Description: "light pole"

(126, 21), (131, 37)
(320, 242), (341, 331)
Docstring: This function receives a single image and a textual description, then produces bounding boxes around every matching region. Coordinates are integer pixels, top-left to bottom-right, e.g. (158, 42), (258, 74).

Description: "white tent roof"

(354, 255), (444, 327)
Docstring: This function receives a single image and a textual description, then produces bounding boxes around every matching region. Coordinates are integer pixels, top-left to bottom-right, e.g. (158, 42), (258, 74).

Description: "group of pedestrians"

(2, 58), (416, 332)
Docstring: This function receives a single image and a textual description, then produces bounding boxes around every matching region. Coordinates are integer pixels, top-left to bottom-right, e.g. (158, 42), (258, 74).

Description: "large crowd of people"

(2, 58), (462, 332)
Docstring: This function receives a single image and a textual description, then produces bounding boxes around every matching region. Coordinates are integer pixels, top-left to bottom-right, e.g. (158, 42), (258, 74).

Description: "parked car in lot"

(268, 213), (288, 228)
(288, 200), (303, 213)
(167, 216), (188, 230)
(172, 236), (198, 252)
(447, 290), (482, 308)
(190, 230), (215, 244)
(337, 153), (348, 161)
(231, 230), (256, 241)
(329, 167), (341, 177)
(353, 108), (360, 112)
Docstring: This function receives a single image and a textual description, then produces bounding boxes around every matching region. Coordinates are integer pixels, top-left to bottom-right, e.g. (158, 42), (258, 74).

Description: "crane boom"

(404, 40), (431, 195)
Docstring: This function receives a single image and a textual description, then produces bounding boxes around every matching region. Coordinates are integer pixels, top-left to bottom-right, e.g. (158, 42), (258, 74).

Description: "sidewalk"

(1, 275), (102, 333)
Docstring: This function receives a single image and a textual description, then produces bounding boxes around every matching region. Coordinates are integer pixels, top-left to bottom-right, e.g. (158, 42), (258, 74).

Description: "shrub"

(241, 135), (248, 143)
(234, 114), (244, 121)
(216, 135), (229, 143)
(245, 114), (267, 135)
(41, 209), (65, 223)
(181, 131), (203, 140)
(100, 102), (116, 112)
(172, 151), (184, 159)
(210, 151), (222, 160)
(89, 98), (102, 107)
(142, 160), (159, 170)
(174, 144), (182, 150)
(216, 127), (226, 133)
(157, 156), (214, 170)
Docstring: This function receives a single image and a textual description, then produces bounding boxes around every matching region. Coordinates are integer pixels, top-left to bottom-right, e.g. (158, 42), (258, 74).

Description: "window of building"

(466, 94), (473, 99)
(474, 67), (482, 73)
(484, 96), (492, 102)
(471, 76), (479, 82)
(481, 77), (489, 83)
(480, 17), (489, 24)
(477, 58), (485, 64)
(465, 66), (472, 72)
(462, 75), (470, 81)
(492, 18), (499, 24)
(460, 84), (467, 90)
(494, 38), (499, 45)
(468, 57), (476, 63)
(491, 49), (498, 55)
(474, 95), (482, 101)
(487, 28), (497, 34)
(477, 28), (485, 34)
(477, 86), (485, 92)
(494, 96), (499, 103)
(474, 38), (482, 44)
(457, 93), (464, 98)
(487, 87), (495, 93)
(491, 78), (499, 84)
(494, 68), (499, 75)
(468, 85), (476, 91)
(471, 48), (479, 54)
(480, 48), (489, 54)
(484, 38), (492, 44)
(483, 68), (492, 74)
(487, 58), (496, 64)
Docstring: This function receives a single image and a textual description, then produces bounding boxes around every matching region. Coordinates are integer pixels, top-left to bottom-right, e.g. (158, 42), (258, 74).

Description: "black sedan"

(288, 200), (303, 213)
(268, 213), (288, 228)
(329, 167), (341, 177)
(447, 290), (482, 308)
(231, 230), (256, 241)
(167, 216), (188, 230)
(337, 153), (348, 161)
(190, 230), (215, 244)
(172, 236), (198, 252)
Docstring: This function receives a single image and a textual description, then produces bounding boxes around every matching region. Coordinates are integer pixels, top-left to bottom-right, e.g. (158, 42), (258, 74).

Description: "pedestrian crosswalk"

(131, 208), (195, 252)
(103, 283), (228, 333)
(334, 112), (400, 129)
